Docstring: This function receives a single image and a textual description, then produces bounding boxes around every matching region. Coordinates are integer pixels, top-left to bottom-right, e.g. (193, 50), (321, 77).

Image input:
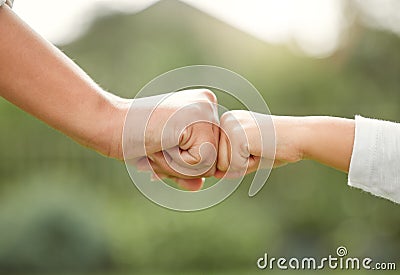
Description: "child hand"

(216, 111), (304, 178)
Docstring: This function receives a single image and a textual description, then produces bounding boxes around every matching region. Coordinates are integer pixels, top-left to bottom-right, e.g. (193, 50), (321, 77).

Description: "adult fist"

(123, 89), (219, 189)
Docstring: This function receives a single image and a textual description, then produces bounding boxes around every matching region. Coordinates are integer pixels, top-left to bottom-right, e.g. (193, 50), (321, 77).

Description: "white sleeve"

(0, 0), (6, 7)
(348, 115), (400, 204)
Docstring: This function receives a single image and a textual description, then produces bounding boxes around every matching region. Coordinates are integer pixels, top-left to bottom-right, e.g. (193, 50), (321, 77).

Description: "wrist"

(270, 116), (308, 164)
(87, 92), (131, 160)
(121, 94), (170, 160)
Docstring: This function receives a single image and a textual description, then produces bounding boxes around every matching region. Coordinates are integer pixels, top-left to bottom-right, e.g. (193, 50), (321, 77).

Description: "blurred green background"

(1, 0), (399, 274)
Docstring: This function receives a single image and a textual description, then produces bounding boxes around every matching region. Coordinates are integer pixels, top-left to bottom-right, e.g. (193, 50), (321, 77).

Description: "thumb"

(179, 122), (218, 175)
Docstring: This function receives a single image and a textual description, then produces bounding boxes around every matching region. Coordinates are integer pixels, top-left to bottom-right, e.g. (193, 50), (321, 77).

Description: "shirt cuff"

(348, 115), (400, 204)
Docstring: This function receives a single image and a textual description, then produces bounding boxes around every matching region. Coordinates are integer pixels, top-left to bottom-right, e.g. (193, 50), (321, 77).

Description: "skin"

(216, 111), (355, 178)
(0, 5), (124, 158)
(0, 5), (218, 190)
(0, 4), (357, 190)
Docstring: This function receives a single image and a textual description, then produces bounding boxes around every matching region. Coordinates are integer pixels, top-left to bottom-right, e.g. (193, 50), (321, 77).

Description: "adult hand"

(122, 89), (220, 190)
(0, 3), (214, 190)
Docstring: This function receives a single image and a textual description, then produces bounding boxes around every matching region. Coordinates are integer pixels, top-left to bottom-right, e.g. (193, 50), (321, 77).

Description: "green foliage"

(1, 0), (399, 273)
(0, 173), (111, 273)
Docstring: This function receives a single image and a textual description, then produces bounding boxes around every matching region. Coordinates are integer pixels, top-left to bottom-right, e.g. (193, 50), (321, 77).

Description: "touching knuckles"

(141, 90), (220, 180)
(136, 90), (266, 188)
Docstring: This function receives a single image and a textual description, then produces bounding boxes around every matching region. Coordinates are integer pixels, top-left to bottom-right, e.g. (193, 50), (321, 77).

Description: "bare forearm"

(217, 113), (356, 176)
(297, 116), (355, 172)
(0, 6), (128, 157)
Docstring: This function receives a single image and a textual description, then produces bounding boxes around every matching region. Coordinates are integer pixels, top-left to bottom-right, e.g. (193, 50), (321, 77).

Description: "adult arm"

(0, 5), (218, 190)
(0, 4), (126, 158)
